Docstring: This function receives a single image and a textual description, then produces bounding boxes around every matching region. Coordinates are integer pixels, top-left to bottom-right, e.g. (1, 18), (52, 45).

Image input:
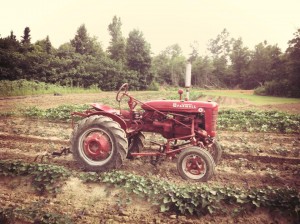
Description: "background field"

(0, 89), (299, 223)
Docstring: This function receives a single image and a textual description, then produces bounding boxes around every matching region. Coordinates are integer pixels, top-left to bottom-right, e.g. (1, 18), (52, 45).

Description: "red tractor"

(70, 83), (221, 182)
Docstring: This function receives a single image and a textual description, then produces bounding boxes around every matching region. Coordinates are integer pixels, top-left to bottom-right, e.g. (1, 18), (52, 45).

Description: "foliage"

(147, 81), (160, 91)
(283, 28), (300, 97)
(254, 79), (293, 97)
(0, 160), (299, 218)
(126, 29), (152, 89)
(0, 80), (100, 96)
(16, 102), (300, 134)
(152, 44), (186, 86)
(21, 27), (31, 45)
(218, 109), (300, 133)
(20, 104), (90, 121)
(1, 23), (300, 96)
(70, 24), (102, 56)
(0, 206), (73, 224)
(0, 160), (71, 194)
(107, 16), (126, 63)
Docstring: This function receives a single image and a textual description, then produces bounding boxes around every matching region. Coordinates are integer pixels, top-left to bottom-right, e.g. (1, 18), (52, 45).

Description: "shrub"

(147, 81), (160, 91)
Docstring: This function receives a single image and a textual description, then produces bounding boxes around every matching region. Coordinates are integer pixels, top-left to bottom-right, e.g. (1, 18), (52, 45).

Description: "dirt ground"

(0, 93), (299, 223)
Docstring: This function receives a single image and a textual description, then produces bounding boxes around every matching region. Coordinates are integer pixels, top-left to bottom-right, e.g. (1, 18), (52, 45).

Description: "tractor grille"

(211, 109), (218, 134)
(205, 107), (218, 137)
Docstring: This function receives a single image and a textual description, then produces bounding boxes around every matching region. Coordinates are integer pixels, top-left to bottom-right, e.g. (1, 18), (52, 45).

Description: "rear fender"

(87, 111), (127, 132)
(91, 103), (119, 114)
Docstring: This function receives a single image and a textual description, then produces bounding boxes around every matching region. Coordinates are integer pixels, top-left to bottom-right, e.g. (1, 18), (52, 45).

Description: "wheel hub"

(185, 156), (205, 175)
(83, 132), (111, 160)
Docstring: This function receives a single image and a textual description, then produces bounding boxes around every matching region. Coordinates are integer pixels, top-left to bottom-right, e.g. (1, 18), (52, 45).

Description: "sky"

(1, 0), (299, 57)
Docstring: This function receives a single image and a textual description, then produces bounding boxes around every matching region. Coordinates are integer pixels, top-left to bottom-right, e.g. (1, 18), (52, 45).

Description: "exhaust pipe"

(185, 62), (192, 101)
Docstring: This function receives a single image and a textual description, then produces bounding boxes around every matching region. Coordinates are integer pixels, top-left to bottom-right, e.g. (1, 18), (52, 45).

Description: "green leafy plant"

(0, 160), (299, 219)
(218, 109), (300, 134)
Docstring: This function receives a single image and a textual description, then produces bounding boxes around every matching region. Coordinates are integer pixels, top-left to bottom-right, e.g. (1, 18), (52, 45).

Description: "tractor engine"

(139, 100), (218, 140)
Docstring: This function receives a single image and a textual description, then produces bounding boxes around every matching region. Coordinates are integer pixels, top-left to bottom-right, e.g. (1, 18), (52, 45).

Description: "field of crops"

(0, 91), (299, 223)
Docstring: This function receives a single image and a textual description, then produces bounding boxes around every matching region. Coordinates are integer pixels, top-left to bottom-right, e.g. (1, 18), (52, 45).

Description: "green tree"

(107, 16), (126, 63)
(192, 56), (214, 88)
(9, 31), (16, 41)
(152, 44), (186, 86)
(126, 29), (152, 89)
(71, 24), (88, 54)
(70, 24), (102, 56)
(208, 28), (232, 58)
(20, 27), (33, 53)
(245, 41), (282, 89)
(285, 29), (300, 97)
(21, 27), (31, 45)
(35, 36), (53, 54)
(228, 37), (250, 87)
(207, 29), (232, 87)
(0, 31), (22, 80)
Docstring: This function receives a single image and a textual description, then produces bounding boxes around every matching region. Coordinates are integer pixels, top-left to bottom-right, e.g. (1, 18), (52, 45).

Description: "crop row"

(218, 110), (300, 133)
(0, 160), (299, 221)
(2, 105), (299, 134)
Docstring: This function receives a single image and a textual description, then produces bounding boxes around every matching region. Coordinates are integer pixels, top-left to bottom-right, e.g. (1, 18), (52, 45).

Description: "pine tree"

(107, 16), (126, 62)
(21, 27), (31, 45)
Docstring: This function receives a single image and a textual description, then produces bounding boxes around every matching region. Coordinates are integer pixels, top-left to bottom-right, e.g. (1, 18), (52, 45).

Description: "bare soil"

(0, 93), (299, 223)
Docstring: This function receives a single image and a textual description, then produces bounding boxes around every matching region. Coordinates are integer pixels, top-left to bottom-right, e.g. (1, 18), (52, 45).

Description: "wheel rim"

(79, 128), (113, 166)
(182, 154), (206, 179)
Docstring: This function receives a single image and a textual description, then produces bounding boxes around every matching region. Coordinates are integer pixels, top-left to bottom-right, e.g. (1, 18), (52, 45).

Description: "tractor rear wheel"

(127, 132), (145, 159)
(177, 147), (215, 182)
(207, 141), (222, 165)
(71, 115), (128, 171)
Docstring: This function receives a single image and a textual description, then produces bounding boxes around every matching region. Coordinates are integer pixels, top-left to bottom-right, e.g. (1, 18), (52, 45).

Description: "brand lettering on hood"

(173, 103), (196, 109)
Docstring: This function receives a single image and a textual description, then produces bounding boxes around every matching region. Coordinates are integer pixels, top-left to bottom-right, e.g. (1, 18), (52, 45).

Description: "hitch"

(34, 147), (71, 162)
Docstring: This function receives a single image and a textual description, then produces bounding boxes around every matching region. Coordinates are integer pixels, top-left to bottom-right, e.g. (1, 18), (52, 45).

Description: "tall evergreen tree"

(107, 16), (126, 62)
(10, 31), (16, 40)
(21, 27), (31, 45)
(71, 24), (89, 55)
(45, 35), (52, 54)
(71, 24), (102, 56)
(126, 29), (152, 89)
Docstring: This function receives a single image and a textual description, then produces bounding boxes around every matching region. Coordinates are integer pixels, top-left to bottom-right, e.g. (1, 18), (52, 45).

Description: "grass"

(1, 80), (299, 109)
(0, 80), (100, 97)
(197, 89), (300, 105)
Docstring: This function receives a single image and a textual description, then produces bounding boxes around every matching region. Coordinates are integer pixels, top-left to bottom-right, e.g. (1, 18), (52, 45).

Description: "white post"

(185, 62), (192, 101)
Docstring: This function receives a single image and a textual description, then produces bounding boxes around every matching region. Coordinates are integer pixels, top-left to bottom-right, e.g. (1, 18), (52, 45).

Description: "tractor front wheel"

(71, 115), (128, 172)
(127, 132), (145, 159)
(207, 141), (222, 165)
(177, 147), (215, 182)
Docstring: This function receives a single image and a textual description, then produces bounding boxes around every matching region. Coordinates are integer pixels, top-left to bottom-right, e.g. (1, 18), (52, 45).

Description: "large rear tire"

(177, 147), (215, 182)
(207, 141), (222, 165)
(127, 132), (145, 159)
(71, 115), (128, 171)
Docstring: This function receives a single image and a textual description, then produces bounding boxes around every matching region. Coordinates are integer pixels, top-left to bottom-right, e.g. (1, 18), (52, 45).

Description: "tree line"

(0, 16), (299, 97)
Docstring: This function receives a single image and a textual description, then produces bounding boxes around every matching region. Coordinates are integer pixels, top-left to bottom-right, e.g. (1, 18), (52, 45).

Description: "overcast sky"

(1, 0), (299, 57)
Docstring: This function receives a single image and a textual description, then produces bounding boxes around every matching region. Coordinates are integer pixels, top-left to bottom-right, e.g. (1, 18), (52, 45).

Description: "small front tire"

(177, 147), (215, 182)
(207, 141), (222, 165)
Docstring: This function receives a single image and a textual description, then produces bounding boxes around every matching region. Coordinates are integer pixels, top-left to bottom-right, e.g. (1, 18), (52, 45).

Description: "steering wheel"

(116, 83), (129, 102)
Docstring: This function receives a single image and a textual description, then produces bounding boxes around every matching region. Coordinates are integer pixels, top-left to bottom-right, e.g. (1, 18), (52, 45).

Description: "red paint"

(83, 133), (110, 160)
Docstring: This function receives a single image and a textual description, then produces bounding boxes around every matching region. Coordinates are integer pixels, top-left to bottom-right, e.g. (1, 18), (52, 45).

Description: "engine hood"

(141, 100), (218, 113)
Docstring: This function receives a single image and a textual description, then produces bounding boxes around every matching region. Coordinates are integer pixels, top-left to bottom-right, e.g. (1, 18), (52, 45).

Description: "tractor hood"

(141, 100), (218, 113)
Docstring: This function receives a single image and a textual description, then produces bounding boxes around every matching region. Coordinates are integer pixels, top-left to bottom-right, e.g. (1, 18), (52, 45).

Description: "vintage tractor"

(70, 83), (221, 182)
